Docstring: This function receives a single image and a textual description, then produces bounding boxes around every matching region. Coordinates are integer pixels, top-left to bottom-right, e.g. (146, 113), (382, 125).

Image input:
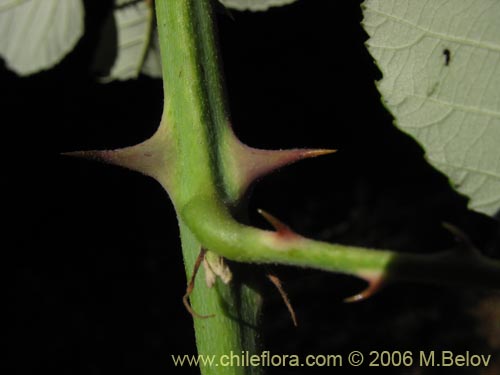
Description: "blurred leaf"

(363, 0), (500, 217)
(218, 0), (298, 12)
(141, 27), (161, 78)
(101, 0), (154, 82)
(0, 0), (84, 75)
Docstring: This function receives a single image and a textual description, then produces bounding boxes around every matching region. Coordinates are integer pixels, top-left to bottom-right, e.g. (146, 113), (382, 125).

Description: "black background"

(4, 0), (500, 374)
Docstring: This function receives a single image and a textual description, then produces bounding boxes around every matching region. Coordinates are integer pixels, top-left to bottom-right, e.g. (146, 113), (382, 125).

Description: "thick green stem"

(155, 1), (262, 374)
(179, 220), (261, 375)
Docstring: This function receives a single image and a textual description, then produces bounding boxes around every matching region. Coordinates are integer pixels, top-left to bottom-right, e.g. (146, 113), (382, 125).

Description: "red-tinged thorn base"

(257, 209), (298, 238)
(242, 147), (336, 184)
(231, 132), (336, 197)
(61, 141), (165, 181)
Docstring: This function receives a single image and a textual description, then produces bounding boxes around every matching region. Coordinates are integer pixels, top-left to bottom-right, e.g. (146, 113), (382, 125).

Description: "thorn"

(267, 274), (298, 327)
(299, 149), (337, 158)
(344, 278), (384, 303)
(61, 140), (165, 180)
(244, 147), (336, 180)
(229, 129), (336, 198)
(183, 248), (215, 319)
(61, 149), (115, 163)
(442, 222), (480, 255)
(257, 209), (297, 238)
(61, 146), (148, 172)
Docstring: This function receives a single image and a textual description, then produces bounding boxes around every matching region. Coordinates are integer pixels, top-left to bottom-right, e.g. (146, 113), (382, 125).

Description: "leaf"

(101, 0), (154, 82)
(0, 0), (84, 75)
(218, 0), (298, 12)
(362, 0), (500, 217)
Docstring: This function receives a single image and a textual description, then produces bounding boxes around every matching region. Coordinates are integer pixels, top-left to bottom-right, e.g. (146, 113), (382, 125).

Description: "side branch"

(181, 196), (500, 292)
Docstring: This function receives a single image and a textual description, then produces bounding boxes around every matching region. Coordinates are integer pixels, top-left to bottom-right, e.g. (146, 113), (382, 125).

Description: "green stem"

(155, 1), (262, 374)
(179, 220), (261, 375)
(181, 195), (500, 290)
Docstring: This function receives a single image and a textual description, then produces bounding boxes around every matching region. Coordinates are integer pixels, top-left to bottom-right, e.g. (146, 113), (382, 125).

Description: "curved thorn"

(344, 278), (384, 303)
(442, 222), (480, 255)
(257, 209), (297, 238)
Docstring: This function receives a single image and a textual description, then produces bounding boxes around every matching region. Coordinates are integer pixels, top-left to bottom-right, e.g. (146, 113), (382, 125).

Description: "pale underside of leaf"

(141, 27), (162, 78)
(115, 0), (140, 6)
(102, 0), (153, 82)
(363, 0), (500, 217)
(218, 0), (298, 12)
(0, 0), (84, 75)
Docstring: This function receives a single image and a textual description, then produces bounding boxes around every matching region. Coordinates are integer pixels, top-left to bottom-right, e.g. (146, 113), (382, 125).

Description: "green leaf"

(0, 0), (84, 75)
(101, 0), (154, 82)
(362, 0), (500, 217)
(218, 0), (298, 12)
